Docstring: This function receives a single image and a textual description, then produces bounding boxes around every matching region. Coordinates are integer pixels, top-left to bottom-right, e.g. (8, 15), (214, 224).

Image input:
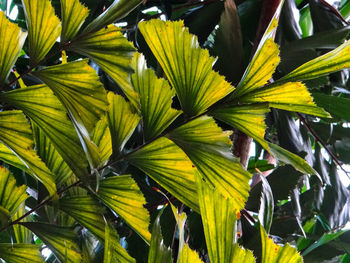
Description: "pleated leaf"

(0, 143), (28, 173)
(231, 244), (255, 263)
(131, 53), (180, 140)
(0, 244), (44, 263)
(260, 225), (303, 263)
(61, 0), (89, 42)
(0, 11), (27, 84)
(107, 92), (140, 156)
(279, 40), (350, 83)
(126, 137), (199, 212)
(167, 116), (252, 211)
(239, 82), (330, 118)
(21, 222), (82, 263)
(12, 204), (33, 243)
(179, 245), (203, 263)
(83, 0), (142, 34)
(98, 175), (151, 243)
(196, 176), (238, 263)
(91, 116), (112, 165)
(139, 20), (234, 117)
(69, 27), (137, 106)
(1, 84), (88, 178)
(22, 0), (61, 64)
(0, 111), (57, 196)
(211, 103), (269, 149)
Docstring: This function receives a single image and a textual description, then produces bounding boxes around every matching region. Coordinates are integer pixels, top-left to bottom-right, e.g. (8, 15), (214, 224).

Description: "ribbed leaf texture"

(0, 244), (44, 263)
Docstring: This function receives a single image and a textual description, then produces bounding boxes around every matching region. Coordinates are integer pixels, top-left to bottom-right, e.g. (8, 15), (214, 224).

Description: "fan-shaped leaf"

(91, 116), (112, 165)
(0, 11), (27, 84)
(107, 92), (140, 156)
(139, 20), (234, 116)
(0, 111), (57, 196)
(239, 82), (330, 118)
(1, 85), (88, 179)
(83, 0), (142, 34)
(12, 205), (33, 244)
(21, 222), (82, 263)
(179, 245), (203, 263)
(260, 225), (303, 263)
(61, 0), (89, 42)
(211, 103), (269, 149)
(0, 143), (28, 172)
(22, 0), (61, 64)
(131, 53), (180, 140)
(167, 116), (251, 211)
(98, 175), (151, 243)
(70, 27), (137, 106)
(0, 244), (44, 263)
(126, 137), (199, 212)
(279, 40), (350, 83)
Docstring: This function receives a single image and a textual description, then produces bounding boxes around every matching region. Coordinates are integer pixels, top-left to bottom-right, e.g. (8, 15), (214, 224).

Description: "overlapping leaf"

(21, 222), (82, 263)
(0, 244), (44, 263)
(239, 82), (330, 118)
(12, 204), (32, 243)
(69, 27), (137, 106)
(139, 20), (234, 116)
(259, 175), (274, 234)
(211, 103), (269, 149)
(126, 137), (199, 212)
(167, 116), (251, 211)
(0, 143), (28, 174)
(91, 116), (112, 165)
(231, 244), (255, 263)
(131, 53), (180, 140)
(260, 225), (303, 263)
(107, 92), (140, 156)
(1, 84), (88, 178)
(61, 0), (89, 42)
(0, 111), (56, 196)
(22, 0), (61, 64)
(0, 11), (27, 84)
(98, 175), (151, 243)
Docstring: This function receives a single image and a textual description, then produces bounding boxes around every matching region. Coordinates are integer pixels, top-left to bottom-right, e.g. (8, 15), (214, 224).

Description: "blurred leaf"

(312, 93), (350, 122)
(300, 6), (313, 38)
(0, 11), (27, 84)
(22, 0), (61, 64)
(247, 159), (275, 174)
(259, 175), (274, 234)
(139, 20), (234, 117)
(12, 204), (33, 243)
(0, 244), (44, 263)
(340, 1), (350, 20)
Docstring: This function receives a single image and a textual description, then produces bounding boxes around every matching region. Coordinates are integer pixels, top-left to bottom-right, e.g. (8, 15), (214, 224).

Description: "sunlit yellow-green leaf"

(167, 116), (251, 210)
(178, 245), (203, 263)
(61, 0), (89, 42)
(107, 92), (140, 156)
(98, 175), (151, 243)
(0, 111), (57, 196)
(22, 0), (61, 64)
(1, 84), (88, 178)
(131, 53), (180, 140)
(0, 244), (44, 263)
(0, 11), (27, 84)
(83, 0), (142, 34)
(211, 103), (269, 149)
(0, 143), (28, 172)
(12, 204), (33, 244)
(260, 225), (303, 263)
(126, 137), (199, 212)
(139, 20), (234, 116)
(239, 82), (330, 118)
(91, 115), (112, 165)
(279, 40), (350, 83)
(21, 222), (82, 263)
(231, 244), (255, 263)
(70, 27), (138, 106)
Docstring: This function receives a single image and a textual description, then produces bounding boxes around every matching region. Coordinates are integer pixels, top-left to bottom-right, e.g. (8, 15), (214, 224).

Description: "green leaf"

(91, 115), (112, 165)
(231, 244), (255, 263)
(69, 26), (137, 106)
(12, 204), (33, 243)
(148, 209), (172, 263)
(0, 111), (57, 197)
(211, 103), (269, 149)
(0, 11), (27, 84)
(104, 219), (112, 263)
(0, 166), (28, 219)
(239, 82), (330, 118)
(167, 116), (252, 211)
(0, 244), (44, 263)
(98, 175), (151, 243)
(1, 85), (88, 179)
(21, 222), (82, 263)
(0, 143), (28, 173)
(312, 93), (350, 121)
(258, 175), (274, 234)
(61, 0), (89, 42)
(131, 53), (180, 140)
(279, 41), (350, 83)
(83, 0), (142, 34)
(126, 137), (199, 212)
(139, 20), (234, 117)
(178, 245), (203, 263)
(260, 225), (303, 263)
(107, 92), (140, 156)
(22, 0), (61, 64)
